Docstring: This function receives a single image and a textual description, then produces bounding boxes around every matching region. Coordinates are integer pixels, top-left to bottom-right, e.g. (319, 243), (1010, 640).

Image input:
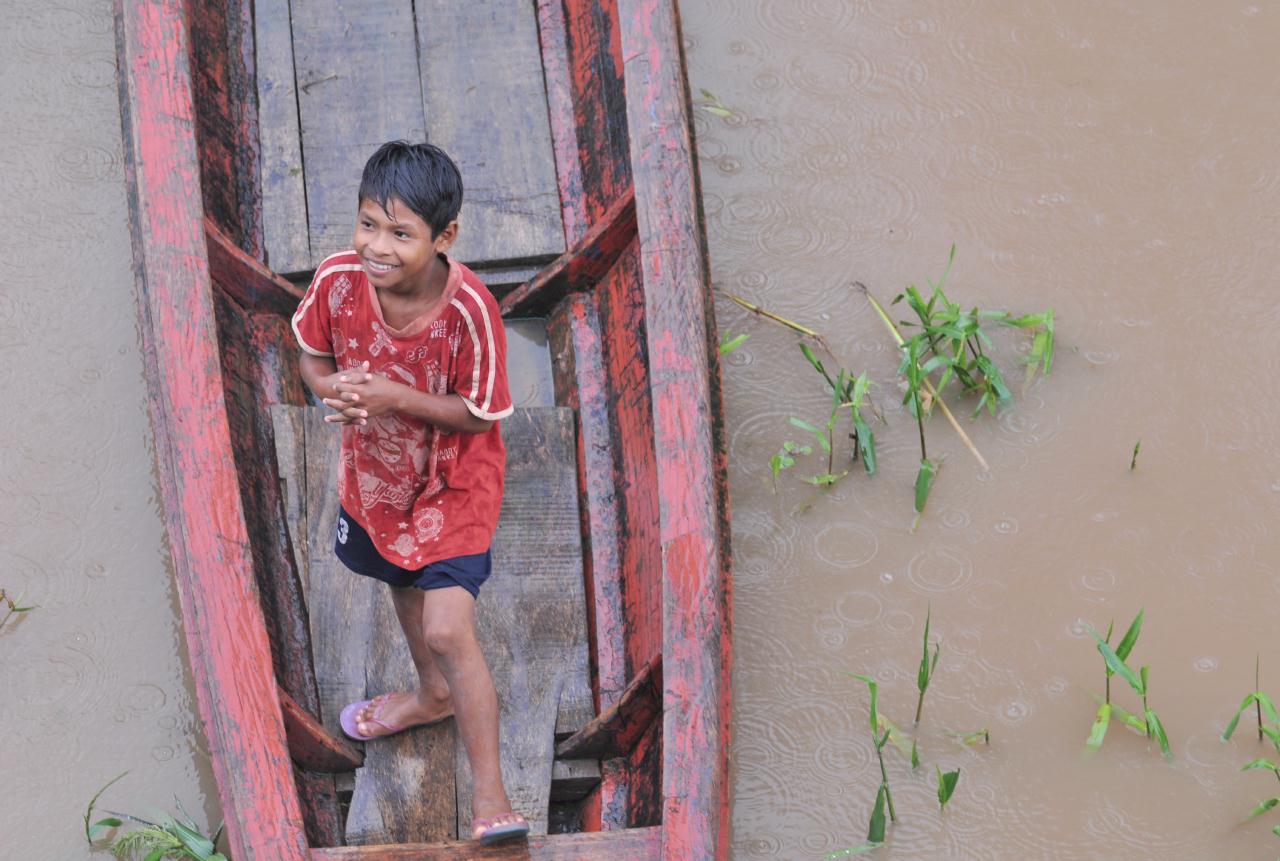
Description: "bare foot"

(355, 690), (453, 738)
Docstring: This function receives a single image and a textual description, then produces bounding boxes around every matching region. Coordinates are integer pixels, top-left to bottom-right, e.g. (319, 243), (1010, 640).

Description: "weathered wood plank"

(187, 0), (262, 255)
(309, 825), (661, 860)
(291, 0), (425, 263)
(556, 654), (661, 760)
(279, 684), (365, 773)
(270, 405), (310, 596)
(297, 408), (375, 736)
(254, 0), (311, 273)
(550, 758), (601, 803)
(499, 191), (637, 318)
(618, 1), (733, 857)
(114, 1), (307, 855)
(414, 0), (564, 265)
(456, 408), (593, 838)
(206, 218), (303, 317)
(347, 589), (458, 844)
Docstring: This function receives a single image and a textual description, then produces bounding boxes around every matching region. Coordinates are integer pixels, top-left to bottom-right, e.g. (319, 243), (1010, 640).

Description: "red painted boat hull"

(114, 0), (731, 858)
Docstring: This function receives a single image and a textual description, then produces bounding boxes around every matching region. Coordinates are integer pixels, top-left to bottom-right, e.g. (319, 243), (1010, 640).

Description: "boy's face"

(354, 196), (457, 295)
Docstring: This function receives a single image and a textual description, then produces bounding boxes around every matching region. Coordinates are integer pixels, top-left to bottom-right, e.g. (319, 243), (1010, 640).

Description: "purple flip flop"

(339, 694), (453, 741)
(471, 813), (530, 846)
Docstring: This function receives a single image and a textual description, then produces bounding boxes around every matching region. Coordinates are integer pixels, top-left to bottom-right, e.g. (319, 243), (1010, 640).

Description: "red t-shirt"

(292, 250), (513, 568)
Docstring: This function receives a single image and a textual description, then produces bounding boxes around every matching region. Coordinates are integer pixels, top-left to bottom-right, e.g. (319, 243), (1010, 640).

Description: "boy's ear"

(434, 220), (459, 253)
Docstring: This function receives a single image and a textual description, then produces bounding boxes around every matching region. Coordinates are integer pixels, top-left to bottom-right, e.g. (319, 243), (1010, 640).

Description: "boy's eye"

(395, 231), (409, 239)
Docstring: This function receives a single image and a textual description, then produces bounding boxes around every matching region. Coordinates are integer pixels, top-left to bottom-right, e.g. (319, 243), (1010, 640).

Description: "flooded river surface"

(7, 1), (1279, 859)
(681, 1), (1280, 858)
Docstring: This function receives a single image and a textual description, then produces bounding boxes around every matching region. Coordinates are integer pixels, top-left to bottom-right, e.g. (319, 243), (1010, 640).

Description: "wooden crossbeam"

(204, 217), (302, 317)
(308, 826), (660, 860)
(499, 191), (636, 317)
(277, 684), (364, 773)
(555, 654), (661, 760)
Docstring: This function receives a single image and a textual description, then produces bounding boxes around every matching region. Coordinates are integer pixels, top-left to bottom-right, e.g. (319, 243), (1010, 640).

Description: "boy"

(291, 140), (528, 845)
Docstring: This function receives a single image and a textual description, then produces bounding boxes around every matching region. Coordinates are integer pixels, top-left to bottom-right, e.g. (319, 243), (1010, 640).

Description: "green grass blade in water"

(936, 767), (961, 810)
(1086, 703), (1112, 753)
(1145, 708), (1172, 759)
(1224, 693), (1260, 741)
(1114, 609), (1145, 662)
(1245, 797), (1280, 822)
(867, 785), (887, 843)
(914, 458), (937, 514)
(1087, 625), (1144, 696)
(827, 844), (881, 859)
(1241, 758), (1280, 774)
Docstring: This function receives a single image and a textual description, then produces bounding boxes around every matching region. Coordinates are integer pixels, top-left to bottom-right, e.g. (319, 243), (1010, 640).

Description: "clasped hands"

(322, 360), (402, 425)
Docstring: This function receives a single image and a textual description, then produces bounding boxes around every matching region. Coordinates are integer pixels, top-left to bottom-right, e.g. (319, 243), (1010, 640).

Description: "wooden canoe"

(113, 0), (731, 859)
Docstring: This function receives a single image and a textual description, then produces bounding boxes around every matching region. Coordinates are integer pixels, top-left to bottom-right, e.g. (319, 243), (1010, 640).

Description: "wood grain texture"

(309, 826), (661, 860)
(414, 0), (564, 265)
(456, 408), (594, 837)
(300, 408), (376, 735)
(271, 406), (310, 596)
(499, 191), (636, 318)
(206, 217), (304, 317)
(115, 1), (308, 856)
(347, 588), (458, 845)
(555, 654), (661, 760)
(187, 0), (262, 255)
(291, 0), (425, 263)
(254, 0), (311, 274)
(534, 0), (586, 246)
(618, 1), (733, 857)
(279, 684), (365, 773)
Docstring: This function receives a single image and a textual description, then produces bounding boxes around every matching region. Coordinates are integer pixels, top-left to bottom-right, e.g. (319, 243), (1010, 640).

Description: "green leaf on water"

(1224, 693), (1260, 741)
(877, 714), (915, 761)
(804, 472), (847, 487)
(854, 416), (877, 475)
(845, 673), (880, 735)
(936, 766), (960, 809)
(1111, 701), (1149, 734)
(789, 417), (831, 453)
(1087, 625), (1144, 696)
(867, 784), (887, 843)
(914, 458), (937, 514)
(1145, 707), (1172, 759)
(84, 771), (130, 844)
(1115, 608), (1144, 663)
(1086, 702), (1112, 753)
(1246, 797), (1280, 821)
(1258, 692), (1280, 725)
(719, 332), (750, 355)
(911, 737), (920, 769)
(1241, 758), (1280, 774)
(954, 729), (990, 746)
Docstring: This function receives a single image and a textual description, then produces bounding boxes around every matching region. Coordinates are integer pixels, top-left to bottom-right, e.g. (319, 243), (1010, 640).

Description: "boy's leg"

(353, 585), (454, 735)
(419, 585), (520, 833)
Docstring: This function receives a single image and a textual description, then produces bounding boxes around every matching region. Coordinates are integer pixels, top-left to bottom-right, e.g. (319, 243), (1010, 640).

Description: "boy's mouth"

(363, 257), (398, 274)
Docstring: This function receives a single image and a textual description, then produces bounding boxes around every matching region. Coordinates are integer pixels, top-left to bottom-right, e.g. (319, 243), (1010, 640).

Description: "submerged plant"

(1129, 440), (1142, 471)
(0, 588), (34, 632)
(914, 605), (942, 725)
(1086, 610), (1171, 759)
(1086, 610), (1145, 754)
(719, 332), (749, 355)
(695, 87), (733, 118)
(86, 773), (226, 861)
(936, 766), (961, 810)
(769, 440), (811, 488)
(1223, 656), (1279, 743)
(899, 334), (938, 520)
(830, 672), (896, 858)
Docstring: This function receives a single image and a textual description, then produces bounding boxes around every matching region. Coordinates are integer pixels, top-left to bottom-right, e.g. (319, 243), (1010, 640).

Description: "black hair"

(358, 141), (463, 237)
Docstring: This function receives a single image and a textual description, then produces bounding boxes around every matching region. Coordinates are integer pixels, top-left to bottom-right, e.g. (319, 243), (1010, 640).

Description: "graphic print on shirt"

(368, 320), (397, 356)
(328, 274), (352, 315)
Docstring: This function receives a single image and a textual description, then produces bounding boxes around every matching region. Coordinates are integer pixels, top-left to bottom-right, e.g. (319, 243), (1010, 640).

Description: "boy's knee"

(423, 619), (468, 657)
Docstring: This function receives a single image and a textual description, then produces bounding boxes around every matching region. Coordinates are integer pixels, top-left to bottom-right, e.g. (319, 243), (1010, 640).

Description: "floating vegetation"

(936, 766), (961, 810)
(0, 588), (34, 632)
(695, 87), (733, 119)
(954, 729), (991, 747)
(719, 331), (750, 355)
(1223, 656), (1279, 743)
(860, 282), (988, 473)
(722, 291), (831, 353)
(1130, 440), (1142, 471)
(915, 605), (942, 725)
(85, 773), (226, 861)
(1085, 610), (1171, 759)
(769, 440), (811, 487)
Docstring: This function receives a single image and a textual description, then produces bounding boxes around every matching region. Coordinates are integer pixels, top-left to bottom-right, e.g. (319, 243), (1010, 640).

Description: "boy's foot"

(344, 691), (453, 740)
(470, 812), (529, 845)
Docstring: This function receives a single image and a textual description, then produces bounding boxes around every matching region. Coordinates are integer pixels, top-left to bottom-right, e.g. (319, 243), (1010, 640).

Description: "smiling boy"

(291, 141), (527, 845)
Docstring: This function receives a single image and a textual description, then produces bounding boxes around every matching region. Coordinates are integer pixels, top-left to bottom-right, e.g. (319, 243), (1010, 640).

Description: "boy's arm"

(332, 372), (493, 435)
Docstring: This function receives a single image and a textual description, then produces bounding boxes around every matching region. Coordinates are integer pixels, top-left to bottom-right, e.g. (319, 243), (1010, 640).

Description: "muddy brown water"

(8, 1), (1280, 859)
(682, 0), (1280, 858)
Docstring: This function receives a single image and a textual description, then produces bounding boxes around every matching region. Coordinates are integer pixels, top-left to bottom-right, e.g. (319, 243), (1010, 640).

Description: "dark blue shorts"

(334, 507), (491, 599)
